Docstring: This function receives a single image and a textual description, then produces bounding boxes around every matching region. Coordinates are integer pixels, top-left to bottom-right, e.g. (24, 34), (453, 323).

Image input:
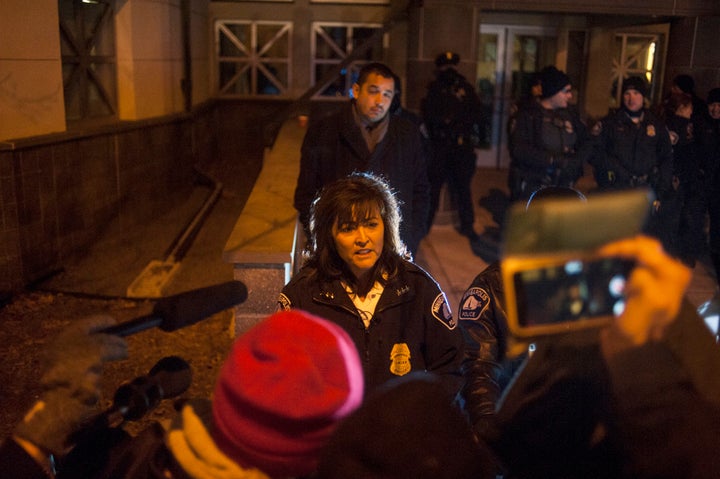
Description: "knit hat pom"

(212, 310), (364, 478)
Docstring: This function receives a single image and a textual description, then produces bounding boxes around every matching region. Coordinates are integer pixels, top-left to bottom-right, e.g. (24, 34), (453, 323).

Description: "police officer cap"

(622, 76), (647, 97)
(435, 51), (460, 67)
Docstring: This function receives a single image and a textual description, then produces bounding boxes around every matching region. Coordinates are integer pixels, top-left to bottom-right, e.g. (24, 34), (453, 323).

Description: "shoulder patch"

(277, 293), (292, 311)
(458, 287), (490, 321)
(432, 293), (456, 330)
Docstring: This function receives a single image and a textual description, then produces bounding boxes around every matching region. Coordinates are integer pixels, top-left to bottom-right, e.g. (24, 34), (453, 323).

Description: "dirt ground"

(0, 290), (235, 440)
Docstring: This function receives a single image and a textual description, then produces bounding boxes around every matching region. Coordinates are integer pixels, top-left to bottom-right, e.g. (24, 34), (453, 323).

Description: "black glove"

(14, 315), (128, 457)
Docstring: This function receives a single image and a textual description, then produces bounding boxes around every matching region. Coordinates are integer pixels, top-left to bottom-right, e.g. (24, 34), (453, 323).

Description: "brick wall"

(0, 99), (285, 292)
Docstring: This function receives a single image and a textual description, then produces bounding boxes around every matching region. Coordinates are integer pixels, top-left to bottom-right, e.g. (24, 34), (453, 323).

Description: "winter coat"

(278, 260), (463, 395)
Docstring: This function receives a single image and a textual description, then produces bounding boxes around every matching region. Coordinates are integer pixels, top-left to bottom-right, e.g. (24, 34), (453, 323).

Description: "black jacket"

(589, 108), (673, 197)
(509, 102), (589, 188)
(457, 261), (526, 438)
(293, 103), (430, 254)
(278, 260), (463, 395)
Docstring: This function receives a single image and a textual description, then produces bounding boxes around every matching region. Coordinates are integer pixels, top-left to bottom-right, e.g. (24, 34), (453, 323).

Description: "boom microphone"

(99, 280), (248, 337)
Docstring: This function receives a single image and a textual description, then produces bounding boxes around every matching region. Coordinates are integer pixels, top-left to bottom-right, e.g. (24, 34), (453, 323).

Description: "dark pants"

(428, 143), (477, 233)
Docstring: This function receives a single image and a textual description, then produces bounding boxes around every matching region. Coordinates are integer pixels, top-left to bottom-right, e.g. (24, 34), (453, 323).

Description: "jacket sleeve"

(590, 116), (633, 182)
(409, 127), (431, 250)
(419, 279), (464, 397)
(604, 303), (720, 479)
(653, 121), (675, 198)
(457, 274), (505, 438)
(294, 125), (324, 231)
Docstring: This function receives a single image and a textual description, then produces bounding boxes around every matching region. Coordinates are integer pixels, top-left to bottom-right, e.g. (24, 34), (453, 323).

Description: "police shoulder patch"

(458, 287), (490, 321)
(432, 293), (456, 330)
(277, 293), (292, 311)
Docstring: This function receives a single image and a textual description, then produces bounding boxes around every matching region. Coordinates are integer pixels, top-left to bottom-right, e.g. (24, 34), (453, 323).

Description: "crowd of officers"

(508, 68), (720, 273)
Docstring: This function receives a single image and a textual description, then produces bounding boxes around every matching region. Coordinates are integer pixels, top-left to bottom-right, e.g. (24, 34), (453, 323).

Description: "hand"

(14, 315), (128, 457)
(597, 236), (692, 350)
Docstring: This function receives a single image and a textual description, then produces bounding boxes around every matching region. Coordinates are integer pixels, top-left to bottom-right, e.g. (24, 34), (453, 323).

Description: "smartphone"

(502, 252), (635, 338)
(500, 188), (652, 339)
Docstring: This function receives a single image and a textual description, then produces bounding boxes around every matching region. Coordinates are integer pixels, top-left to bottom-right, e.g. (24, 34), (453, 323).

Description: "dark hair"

(305, 172), (406, 291)
(356, 62), (396, 88)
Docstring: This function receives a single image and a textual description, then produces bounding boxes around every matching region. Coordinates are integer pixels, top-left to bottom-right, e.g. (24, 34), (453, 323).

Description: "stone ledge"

(223, 118), (305, 333)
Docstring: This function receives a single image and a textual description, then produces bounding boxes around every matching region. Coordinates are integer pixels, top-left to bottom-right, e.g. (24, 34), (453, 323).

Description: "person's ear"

(352, 82), (360, 99)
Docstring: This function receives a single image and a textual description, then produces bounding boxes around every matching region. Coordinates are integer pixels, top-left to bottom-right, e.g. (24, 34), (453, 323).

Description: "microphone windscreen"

(154, 280), (248, 332)
(148, 356), (193, 399)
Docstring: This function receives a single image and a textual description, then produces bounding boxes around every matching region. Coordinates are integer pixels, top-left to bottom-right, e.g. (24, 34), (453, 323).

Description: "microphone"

(107, 356), (193, 422)
(99, 280), (248, 337)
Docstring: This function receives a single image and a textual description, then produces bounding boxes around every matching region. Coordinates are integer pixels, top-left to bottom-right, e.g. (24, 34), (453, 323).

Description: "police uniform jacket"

(293, 102), (430, 254)
(509, 101), (588, 186)
(457, 261), (525, 438)
(590, 108), (673, 197)
(278, 260), (463, 396)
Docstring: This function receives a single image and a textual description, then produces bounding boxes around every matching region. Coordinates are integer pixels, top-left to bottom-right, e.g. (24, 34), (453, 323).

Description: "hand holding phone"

(501, 189), (653, 339)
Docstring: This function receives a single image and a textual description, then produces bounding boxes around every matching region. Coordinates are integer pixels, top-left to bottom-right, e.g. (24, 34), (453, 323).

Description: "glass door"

(475, 25), (558, 168)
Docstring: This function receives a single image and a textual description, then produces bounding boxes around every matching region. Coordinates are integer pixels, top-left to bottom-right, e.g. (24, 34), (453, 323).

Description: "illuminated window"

(215, 20), (292, 96)
(311, 23), (387, 99)
(611, 33), (662, 107)
(59, 0), (117, 121)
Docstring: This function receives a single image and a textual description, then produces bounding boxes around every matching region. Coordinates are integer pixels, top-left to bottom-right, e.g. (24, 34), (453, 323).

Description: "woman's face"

(332, 207), (385, 279)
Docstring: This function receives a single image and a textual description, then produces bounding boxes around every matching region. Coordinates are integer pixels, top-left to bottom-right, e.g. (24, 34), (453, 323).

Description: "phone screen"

(512, 256), (635, 328)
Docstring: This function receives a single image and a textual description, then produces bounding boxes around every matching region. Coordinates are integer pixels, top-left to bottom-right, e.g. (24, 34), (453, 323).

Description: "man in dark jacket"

(294, 62), (429, 255)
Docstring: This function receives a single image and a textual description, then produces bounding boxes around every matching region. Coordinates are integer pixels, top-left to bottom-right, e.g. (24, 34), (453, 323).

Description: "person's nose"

(355, 227), (369, 244)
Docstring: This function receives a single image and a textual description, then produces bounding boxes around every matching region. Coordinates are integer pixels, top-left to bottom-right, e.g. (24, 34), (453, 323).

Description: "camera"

(500, 188), (653, 339)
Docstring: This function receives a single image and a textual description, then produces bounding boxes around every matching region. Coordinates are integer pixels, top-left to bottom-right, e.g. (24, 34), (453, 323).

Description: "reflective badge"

(432, 293), (456, 330)
(647, 125), (656, 137)
(277, 293), (291, 311)
(458, 287), (490, 321)
(590, 121), (602, 136)
(390, 343), (411, 376)
(564, 120), (574, 134)
(669, 130), (679, 146)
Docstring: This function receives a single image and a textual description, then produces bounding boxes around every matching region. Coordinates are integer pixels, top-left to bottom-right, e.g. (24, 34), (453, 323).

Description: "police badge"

(389, 343), (411, 376)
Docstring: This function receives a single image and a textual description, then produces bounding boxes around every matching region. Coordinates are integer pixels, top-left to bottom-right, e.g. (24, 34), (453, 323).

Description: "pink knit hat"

(211, 310), (364, 477)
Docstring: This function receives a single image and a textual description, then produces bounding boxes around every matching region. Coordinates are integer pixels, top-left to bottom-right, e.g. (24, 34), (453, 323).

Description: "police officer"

(589, 76), (674, 251)
(508, 66), (589, 201)
(664, 91), (705, 266)
(698, 88), (720, 282)
(422, 52), (484, 239)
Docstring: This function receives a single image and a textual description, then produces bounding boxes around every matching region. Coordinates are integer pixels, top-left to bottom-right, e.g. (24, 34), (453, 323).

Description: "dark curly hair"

(304, 172), (407, 294)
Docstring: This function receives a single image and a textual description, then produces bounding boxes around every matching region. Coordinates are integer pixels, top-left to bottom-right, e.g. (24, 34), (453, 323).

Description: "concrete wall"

(0, 0), (211, 142)
(0, 0), (66, 140)
(115, 0), (211, 119)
